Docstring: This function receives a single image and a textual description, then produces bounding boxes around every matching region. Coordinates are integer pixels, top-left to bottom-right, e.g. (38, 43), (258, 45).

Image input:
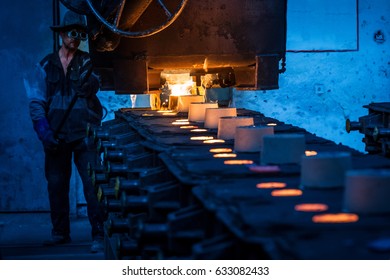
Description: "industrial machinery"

(89, 108), (390, 260)
(59, 0), (287, 94)
(346, 102), (390, 157)
(54, 1), (390, 260)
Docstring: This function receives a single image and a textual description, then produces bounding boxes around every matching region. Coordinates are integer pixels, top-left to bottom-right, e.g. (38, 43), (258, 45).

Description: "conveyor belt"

(96, 108), (390, 260)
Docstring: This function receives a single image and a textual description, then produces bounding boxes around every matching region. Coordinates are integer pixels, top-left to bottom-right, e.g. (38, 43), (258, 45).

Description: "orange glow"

(213, 153), (237, 158)
(267, 123), (278, 126)
(312, 213), (359, 223)
(295, 203), (328, 212)
(305, 150), (318, 156)
(249, 165), (280, 173)
(256, 182), (287, 189)
(209, 148), (233, 153)
(203, 139), (226, 144)
(175, 119), (189, 122)
(180, 125), (198, 129)
(191, 129), (208, 132)
(162, 73), (194, 96)
(142, 113), (154, 117)
(170, 80), (194, 96)
(191, 136), (214, 141)
(271, 189), (303, 197)
(172, 121), (190, 125)
(224, 160), (254, 165)
(163, 112), (177, 116)
(157, 110), (173, 113)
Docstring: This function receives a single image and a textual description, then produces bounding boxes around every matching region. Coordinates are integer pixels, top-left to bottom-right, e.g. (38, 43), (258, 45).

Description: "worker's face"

(61, 29), (87, 51)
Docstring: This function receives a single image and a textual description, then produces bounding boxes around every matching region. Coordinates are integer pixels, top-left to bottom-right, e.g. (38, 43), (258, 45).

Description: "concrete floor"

(0, 212), (104, 260)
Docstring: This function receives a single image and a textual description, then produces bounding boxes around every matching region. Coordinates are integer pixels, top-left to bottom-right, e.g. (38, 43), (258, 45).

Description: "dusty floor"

(0, 212), (104, 260)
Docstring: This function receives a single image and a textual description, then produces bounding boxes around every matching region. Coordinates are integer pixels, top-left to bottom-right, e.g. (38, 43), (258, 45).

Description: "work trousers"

(44, 137), (104, 239)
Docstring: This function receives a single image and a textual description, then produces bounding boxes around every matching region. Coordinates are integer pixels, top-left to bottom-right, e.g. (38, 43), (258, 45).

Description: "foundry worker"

(26, 10), (104, 253)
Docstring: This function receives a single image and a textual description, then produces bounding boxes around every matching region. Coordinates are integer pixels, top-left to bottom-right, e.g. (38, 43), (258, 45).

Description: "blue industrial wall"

(0, 1), (53, 211)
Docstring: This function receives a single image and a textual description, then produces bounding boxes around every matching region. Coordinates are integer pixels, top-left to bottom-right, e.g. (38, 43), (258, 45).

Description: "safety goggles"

(66, 29), (88, 41)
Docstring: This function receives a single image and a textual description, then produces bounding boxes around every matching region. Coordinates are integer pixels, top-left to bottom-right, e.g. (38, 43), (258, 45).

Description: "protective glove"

(78, 75), (99, 98)
(33, 118), (59, 151)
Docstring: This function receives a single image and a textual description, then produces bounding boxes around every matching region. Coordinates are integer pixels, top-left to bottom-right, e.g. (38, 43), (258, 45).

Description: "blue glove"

(33, 118), (59, 151)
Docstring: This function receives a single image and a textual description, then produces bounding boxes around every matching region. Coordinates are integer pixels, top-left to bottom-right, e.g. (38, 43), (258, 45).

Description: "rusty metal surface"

(89, 0), (287, 61)
(84, 0), (287, 91)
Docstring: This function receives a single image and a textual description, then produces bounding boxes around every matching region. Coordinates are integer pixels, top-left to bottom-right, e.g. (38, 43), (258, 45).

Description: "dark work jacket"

(29, 49), (102, 143)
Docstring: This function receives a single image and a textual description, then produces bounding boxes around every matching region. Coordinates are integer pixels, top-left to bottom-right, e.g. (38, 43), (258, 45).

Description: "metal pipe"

(52, 0), (60, 52)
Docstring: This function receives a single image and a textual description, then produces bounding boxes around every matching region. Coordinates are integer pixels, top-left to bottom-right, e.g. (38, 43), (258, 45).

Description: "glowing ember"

(224, 160), (254, 165)
(213, 153), (237, 158)
(267, 123), (278, 126)
(248, 165), (281, 173)
(294, 203), (328, 212)
(312, 213), (359, 223)
(209, 148), (233, 153)
(256, 182), (287, 189)
(163, 112), (177, 116)
(180, 125), (198, 129)
(191, 136), (214, 141)
(203, 139), (225, 144)
(305, 150), (318, 156)
(142, 113), (154, 117)
(191, 129), (208, 132)
(271, 189), (303, 197)
(172, 121), (190, 125)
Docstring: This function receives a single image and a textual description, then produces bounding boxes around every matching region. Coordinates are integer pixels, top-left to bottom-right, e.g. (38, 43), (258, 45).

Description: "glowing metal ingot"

(188, 102), (219, 122)
(204, 107), (237, 129)
(218, 116), (254, 140)
(261, 134), (306, 165)
(203, 139), (225, 144)
(224, 160), (254, 165)
(172, 121), (190, 125)
(305, 150), (318, 156)
(312, 213), (359, 223)
(234, 125), (274, 152)
(294, 203), (328, 212)
(344, 169), (390, 214)
(301, 152), (352, 188)
(271, 189), (303, 197)
(190, 136), (214, 141)
(213, 153), (237, 158)
(256, 182), (286, 189)
(180, 125), (198, 129)
(176, 95), (205, 112)
(209, 148), (233, 153)
(191, 129), (208, 132)
(267, 123), (278, 126)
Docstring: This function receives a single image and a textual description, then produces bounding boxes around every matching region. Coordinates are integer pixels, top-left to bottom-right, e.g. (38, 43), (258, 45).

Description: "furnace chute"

(59, 0), (287, 93)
